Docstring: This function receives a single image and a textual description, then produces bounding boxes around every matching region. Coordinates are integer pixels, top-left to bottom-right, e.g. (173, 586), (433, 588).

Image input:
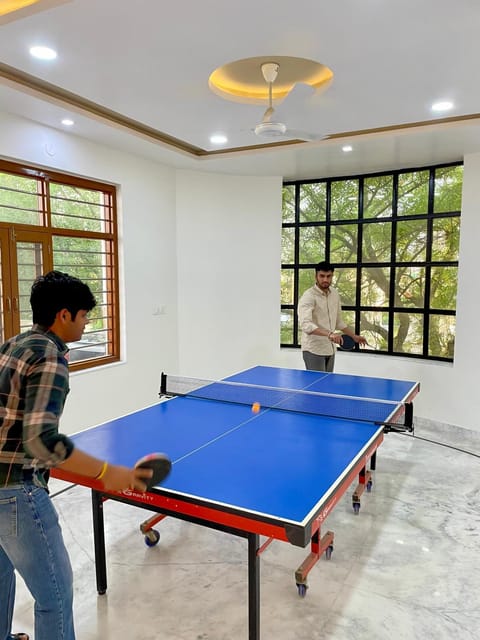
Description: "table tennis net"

(160, 374), (409, 426)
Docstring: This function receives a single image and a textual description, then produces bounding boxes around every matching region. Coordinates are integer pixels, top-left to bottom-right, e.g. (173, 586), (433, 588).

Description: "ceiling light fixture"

(210, 134), (228, 145)
(61, 118), (74, 126)
(29, 45), (57, 60)
(431, 100), (453, 113)
(342, 145), (353, 152)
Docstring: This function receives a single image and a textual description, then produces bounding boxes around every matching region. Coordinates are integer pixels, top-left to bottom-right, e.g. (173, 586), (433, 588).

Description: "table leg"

(91, 490), (107, 594)
(352, 466), (373, 514)
(294, 528), (334, 596)
(247, 533), (260, 640)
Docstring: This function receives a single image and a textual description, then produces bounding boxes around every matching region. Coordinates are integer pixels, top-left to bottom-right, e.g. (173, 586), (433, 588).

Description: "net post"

(405, 402), (413, 430)
(159, 372), (167, 397)
(383, 401), (415, 434)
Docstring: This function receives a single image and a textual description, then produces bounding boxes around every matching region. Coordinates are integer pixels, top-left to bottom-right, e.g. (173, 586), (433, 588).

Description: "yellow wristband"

(94, 461), (108, 480)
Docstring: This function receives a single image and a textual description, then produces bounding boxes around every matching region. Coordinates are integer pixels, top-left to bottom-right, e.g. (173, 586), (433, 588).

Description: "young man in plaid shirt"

(0, 271), (152, 640)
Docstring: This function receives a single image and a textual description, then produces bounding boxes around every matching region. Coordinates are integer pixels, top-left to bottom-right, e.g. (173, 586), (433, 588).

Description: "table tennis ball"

(252, 402), (261, 413)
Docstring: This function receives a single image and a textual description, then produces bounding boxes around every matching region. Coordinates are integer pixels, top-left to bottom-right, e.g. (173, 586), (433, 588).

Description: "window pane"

(360, 311), (389, 350)
(299, 183), (326, 222)
(0, 242), (6, 342)
(53, 236), (113, 362)
(335, 267), (357, 306)
(430, 266), (457, 309)
(361, 267), (389, 306)
(0, 172), (42, 225)
(282, 185), (295, 223)
(362, 221), (392, 262)
(342, 309), (355, 328)
(50, 183), (111, 232)
(394, 266), (425, 308)
(434, 166), (463, 213)
(280, 309), (294, 344)
(17, 242), (44, 332)
(331, 180), (359, 220)
(431, 217), (460, 261)
(363, 175), (393, 218)
(282, 227), (295, 264)
(397, 170), (429, 216)
(393, 312), (424, 354)
(330, 224), (358, 263)
(299, 268), (314, 298)
(281, 269), (294, 304)
(396, 220), (427, 262)
(429, 314), (455, 358)
(299, 227), (325, 263)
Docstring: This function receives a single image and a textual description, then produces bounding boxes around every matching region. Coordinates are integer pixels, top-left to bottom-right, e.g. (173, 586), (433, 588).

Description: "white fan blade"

(285, 128), (324, 142)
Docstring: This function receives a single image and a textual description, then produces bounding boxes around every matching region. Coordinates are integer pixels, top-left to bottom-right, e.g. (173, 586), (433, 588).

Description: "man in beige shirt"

(297, 261), (366, 372)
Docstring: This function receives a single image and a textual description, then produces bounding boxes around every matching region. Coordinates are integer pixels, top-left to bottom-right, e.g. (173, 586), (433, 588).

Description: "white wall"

(175, 170), (282, 378)
(1, 109), (479, 434)
(0, 111), (179, 432)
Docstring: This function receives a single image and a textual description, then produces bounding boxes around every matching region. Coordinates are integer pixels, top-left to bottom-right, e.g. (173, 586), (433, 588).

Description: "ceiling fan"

(253, 62), (322, 142)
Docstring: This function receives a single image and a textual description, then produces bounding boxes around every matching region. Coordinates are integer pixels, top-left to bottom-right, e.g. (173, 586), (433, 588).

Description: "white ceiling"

(1, 0), (480, 180)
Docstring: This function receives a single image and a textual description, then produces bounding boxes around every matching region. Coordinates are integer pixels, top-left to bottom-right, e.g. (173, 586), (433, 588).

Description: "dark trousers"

(302, 350), (335, 372)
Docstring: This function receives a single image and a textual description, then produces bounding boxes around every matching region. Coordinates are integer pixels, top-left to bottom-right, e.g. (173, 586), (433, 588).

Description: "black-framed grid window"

(281, 162), (462, 361)
(0, 159), (120, 371)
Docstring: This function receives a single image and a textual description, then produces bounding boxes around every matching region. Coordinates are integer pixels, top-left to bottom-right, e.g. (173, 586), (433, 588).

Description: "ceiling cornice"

(1, 62), (480, 158)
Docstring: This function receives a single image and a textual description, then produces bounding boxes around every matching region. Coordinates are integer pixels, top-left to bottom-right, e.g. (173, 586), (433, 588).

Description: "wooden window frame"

(0, 158), (120, 371)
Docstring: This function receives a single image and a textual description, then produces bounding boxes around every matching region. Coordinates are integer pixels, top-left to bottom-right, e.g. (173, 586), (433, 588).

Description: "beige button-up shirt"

(297, 284), (347, 356)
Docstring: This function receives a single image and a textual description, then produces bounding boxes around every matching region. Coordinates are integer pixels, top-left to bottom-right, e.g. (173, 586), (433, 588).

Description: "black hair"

(30, 270), (97, 327)
(315, 261), (335, 273)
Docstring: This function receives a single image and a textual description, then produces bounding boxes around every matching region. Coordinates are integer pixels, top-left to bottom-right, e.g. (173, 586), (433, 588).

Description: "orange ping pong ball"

(252, 402), (261, 414)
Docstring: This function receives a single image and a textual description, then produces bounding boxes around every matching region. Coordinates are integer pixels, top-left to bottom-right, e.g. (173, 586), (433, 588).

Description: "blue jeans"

(0, 481), (75, 640)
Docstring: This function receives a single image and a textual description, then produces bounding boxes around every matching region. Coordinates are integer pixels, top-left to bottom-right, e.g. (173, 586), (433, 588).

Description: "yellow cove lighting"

(0, 0), (40, 16)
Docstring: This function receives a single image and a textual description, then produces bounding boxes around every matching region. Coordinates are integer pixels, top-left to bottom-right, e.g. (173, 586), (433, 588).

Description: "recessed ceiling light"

(29, 45), (57, 60)
(431, 100), (453, 113)
(61, 118), (74, 126)
(342, 145), (353, 153)
(210, 134), (228, 145)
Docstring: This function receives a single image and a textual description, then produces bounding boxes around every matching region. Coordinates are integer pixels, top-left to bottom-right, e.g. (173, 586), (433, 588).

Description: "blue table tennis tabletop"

(55, 366), (419, 639)
(67, 366), (419, 544)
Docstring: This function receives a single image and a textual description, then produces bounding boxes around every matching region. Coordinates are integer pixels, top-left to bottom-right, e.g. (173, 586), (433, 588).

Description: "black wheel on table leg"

(366, 479), (373, 492)
(296, 583), (308, 597)
(325, 545), (333, 560)
(144, 529), (160, 547)
(353, 502), (361, 515)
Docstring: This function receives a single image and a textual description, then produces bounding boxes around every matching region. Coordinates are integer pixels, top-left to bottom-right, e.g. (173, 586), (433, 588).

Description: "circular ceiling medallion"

(209, 56), (333, 105)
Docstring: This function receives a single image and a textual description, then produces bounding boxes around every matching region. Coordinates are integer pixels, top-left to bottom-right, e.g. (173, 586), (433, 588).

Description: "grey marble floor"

(11, 422), (480, 639)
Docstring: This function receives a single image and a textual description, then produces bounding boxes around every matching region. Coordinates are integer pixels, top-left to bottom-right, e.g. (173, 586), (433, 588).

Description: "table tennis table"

(52, 365), (419, 640)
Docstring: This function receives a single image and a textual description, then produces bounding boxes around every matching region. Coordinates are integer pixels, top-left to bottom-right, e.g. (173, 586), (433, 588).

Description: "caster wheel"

(353, 502), (361, 515)
(325, 545), (333, 560)
(144, 529), (160, 547)
(296, 583), (308, 597)
(366, 480), (373, 492)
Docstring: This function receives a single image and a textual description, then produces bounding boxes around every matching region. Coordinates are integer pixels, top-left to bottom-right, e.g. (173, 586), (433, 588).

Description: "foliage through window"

(281, 163), (462, 361)
(0, 159), (119, 370)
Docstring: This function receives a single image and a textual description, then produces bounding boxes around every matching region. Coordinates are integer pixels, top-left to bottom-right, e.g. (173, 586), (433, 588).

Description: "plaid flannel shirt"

(0, 325), (75, 487)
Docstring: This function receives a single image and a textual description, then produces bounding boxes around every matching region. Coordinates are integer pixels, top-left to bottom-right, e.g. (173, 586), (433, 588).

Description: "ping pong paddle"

(135, 452), (172, 490)
(337, 334), (356, 351)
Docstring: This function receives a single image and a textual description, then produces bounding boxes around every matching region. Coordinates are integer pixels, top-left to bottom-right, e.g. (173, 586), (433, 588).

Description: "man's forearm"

(58, 447), (105, 478)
